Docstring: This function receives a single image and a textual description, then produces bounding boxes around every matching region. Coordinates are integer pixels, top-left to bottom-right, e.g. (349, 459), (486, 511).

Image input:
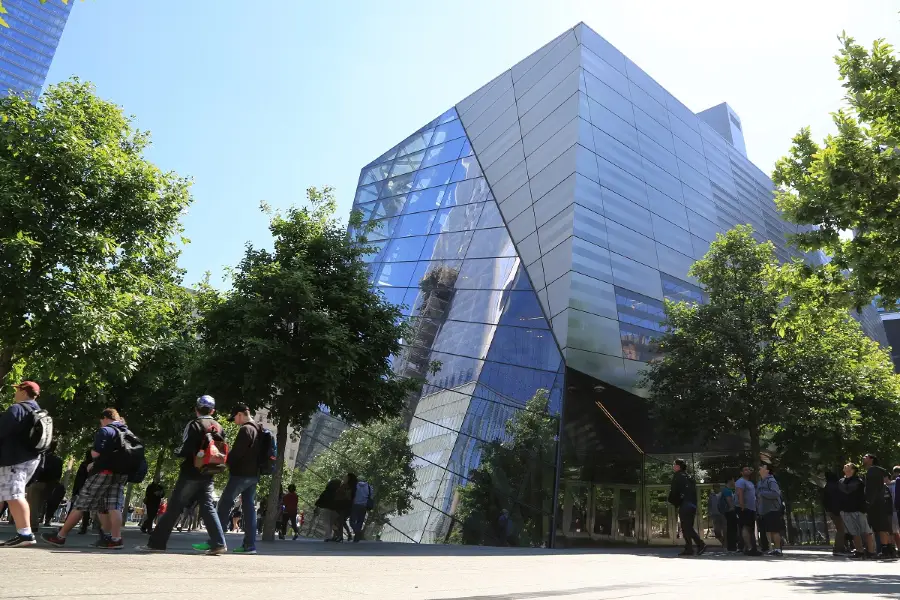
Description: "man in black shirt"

(863, 453), (895, 558)
(138, 395), (228, 555)
(192, 403), (259, 555)
(141, 481), (165, 533)
(668, 458), (706, 556)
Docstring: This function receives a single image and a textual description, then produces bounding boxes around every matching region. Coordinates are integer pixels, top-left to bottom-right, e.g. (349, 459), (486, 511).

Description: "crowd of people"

(671, 455), (900, 559)
(0, 382), (376, 552)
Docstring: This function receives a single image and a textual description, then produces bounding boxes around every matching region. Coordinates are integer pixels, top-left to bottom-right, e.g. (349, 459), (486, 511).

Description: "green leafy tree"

(0, 80), (191, 396)
(294, 417), (415, 539)
(450, 390), (557, 547)
(773, 34), (900, 304)
(642, 226), (900, 470)
(194, 187), (418, 541)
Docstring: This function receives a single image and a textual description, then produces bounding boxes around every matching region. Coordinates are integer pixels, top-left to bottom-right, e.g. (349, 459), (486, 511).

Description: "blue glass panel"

(512, 266), (536, 291)
(477, 361), (558, 405)
(374, 261), (417, 288)
(390, 150), (426, 177)
(395, 210), (437, 237)
(661, 272), (706, 304)
(353, 200), (376, 221)
(424, 351), (481, 390)
(366, 217), (396, 241)
(408, 260), (463, 292)
(377, 285), (409, 309)
(383, 235), (428, 263)
(413, 161), (456, 191)
(397, 129), (434, 157)
(475, 202), (504, 229)
(419, 231), (475, 261)
(360, 162), (392, 185)
(361, 241), (386, 263)
(486, 325), (561, 371)
(420, 138), (466, 169)
(380, 173), (416, 199)
(374, 195), (407, 220)
(437, 108), (458, 124)
(443, 178), (491, 207)
(615, 286), (666, 331)
(431, 203), (485, 234)
(619, 322), (662, 361)
(465, 227), (517, 259)
(457, 257), (519, 290)
(354, 182), (381, 205)
(403, 186), (447, 215)
(459, 139), (474, 158)
(498, 289), (549, 329)
(449, 155), (483, 183)
(430, 119), (466, 146)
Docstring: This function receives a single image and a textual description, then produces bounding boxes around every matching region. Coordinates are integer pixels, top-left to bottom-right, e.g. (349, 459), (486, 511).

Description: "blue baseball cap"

(196, 395), (216, 410)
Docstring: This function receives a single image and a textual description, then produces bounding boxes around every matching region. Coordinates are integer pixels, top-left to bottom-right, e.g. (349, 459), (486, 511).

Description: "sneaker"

(696, 543), (707, 556)
(41, 532), (66, 547)
(678, 548), (694, 556)
(771, 549), (783, 557)
(232, 546), (257, 555)
(96, 538), (124, 550)
(1, 534), (36, 548)
(205, 545), (226, 556)
(191, 542), (211, 552)
(136, 544), (165, 553)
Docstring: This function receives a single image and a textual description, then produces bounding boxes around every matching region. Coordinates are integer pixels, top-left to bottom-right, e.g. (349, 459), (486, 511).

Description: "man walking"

(350, 476), (373, 543)
(0, 381), (45, 547)
(668, 458), (706, 556)
(736, 466), (761, 556)
(281, 484), (300, 540)
(43, 409), (132, 549)
(757, 463), (784, 556)
(315, 477), (343, 541)
(863, 453), (895, 558)
(193, 403), (259, 555)
(141, 480), (165, 534)
(137, 395), (228, 555)
(26, 441), (62, 533)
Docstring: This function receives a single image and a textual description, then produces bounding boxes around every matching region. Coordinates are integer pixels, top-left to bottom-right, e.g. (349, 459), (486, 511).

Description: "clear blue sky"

(45, 0), (899, 288)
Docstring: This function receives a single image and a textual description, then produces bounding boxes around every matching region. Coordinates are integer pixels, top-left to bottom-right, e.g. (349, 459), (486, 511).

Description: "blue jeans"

(148, 476), (225, 550)
(214, 475), (258, 550)
(350, 504), (367, 535)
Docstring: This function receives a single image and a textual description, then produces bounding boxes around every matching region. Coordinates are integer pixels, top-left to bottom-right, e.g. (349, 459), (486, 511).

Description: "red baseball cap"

(12, 381), (40, 396)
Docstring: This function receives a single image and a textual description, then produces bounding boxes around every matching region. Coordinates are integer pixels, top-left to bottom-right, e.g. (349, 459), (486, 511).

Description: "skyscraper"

(347, 23), (878, 547)
(0, 0), (73, 98)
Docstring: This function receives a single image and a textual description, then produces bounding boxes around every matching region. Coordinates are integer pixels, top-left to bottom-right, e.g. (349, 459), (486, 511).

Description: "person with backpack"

(43, 408), (139, 549)
(668, 458), (706, 556)
(350, 476), (374, 543)
(0, 381), (48, 547)
(192, 403), (269, 555)
(138, 395), (228, 555)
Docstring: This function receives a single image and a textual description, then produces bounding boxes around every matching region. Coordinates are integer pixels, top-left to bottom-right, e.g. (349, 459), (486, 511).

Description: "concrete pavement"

(1, 526), (899, 599)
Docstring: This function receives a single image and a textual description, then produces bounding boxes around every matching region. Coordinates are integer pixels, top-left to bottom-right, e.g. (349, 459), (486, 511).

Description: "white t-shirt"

(735, 477), (757, 511)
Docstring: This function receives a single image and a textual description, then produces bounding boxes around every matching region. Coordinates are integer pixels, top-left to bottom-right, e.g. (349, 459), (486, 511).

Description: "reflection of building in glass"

(348, 22), (886, 547)
(0, 0), (73, 97)
(294, 409), (349, 471)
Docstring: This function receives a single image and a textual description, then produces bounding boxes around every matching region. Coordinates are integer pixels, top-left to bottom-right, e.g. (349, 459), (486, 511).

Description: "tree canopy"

(642, 226), (900, 470)
(773, 34), (900, 305)
(0, 79), (191, 399)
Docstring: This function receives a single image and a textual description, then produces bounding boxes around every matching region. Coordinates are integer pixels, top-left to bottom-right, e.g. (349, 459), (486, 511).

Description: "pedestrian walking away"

(137, 395), (228, 555)
(668, 458), (706, 556)
(0, 381), (49, 547)
(42, 409), (138, 549)
(350, 476), (374, 543)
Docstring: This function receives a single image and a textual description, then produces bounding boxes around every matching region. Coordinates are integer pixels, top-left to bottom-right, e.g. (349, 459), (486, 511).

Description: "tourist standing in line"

(863, 453), (895, 558)
(721, 477), (738, 552)
(0, 382), (44, 547)
(823, 471), (846, 555)
(757, 463), (784, 556)
(840, 462), (874, 559)
(736, 466), (761, 556)
(668, 458), (706, 556)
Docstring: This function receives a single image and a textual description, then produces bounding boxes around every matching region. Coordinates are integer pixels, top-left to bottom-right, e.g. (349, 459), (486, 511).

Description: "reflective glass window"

(355, 182), (381, 205)
(360, 162), (392, 185)
(457, 257), (520, 290)
(383, 235), (428, 263)
(450, 156), (482, 183)
(615, 287), (666, 331)
(397, 129), (434, 157)
(661, 273), (706, 304)
(366, 217), (396, 241)
(420, 138), (466, 169)
(377, 285), (409, 309)
(413, 161), (456, 191)
(459, 139), (474, 158)
(475, 201), (504, 229)
(361, 240), (386, 263)
(465, 228), (517, 259)
(380, 173), (416, 199)
(404, 186), (447, 215)
(425, 351), (482, 391)
(431, 203), (485, 234)
(430, 119), (466, 146)
(498, 288), (549, 329)
(390, 150), (426, 177)
(419, 231), (475, 261)
(430, 321), (496, 361)
(486, 325), (561, 371)
(619, 322), (662, 362)
(395, 210), (437, 237)
(374, 195), (407, 220)
(443, 178), (490, 208)
(437, 108), (458, 124)
(477, 360), (558, 405)
(353, 200), (376, 221)
(374, 261), (417, 288)
(408, 260), (463, 292)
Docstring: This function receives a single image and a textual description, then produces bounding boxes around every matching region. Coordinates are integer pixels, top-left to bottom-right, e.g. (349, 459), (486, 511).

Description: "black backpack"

(256, 425), (277, 475)
(21, 404), (53, 453)
(111, 426), (148, 484)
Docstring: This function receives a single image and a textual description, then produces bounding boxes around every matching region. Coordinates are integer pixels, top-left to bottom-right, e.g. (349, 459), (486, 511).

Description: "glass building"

(347, 23), (887, 547)
(0, 0), (73, 98)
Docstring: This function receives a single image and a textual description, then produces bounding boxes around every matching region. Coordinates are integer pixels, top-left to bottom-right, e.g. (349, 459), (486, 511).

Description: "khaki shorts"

(842, 511), (873, 536)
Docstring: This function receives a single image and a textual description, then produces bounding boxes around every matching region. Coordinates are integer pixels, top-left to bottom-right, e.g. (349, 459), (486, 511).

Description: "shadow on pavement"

(782, 574), (900, 597)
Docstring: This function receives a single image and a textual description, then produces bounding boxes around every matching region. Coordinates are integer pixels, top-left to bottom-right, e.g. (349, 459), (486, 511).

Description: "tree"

(642, 226), (900, 470)
(0, 80), (191, 396)
(294, 417), (415, 540)
(773, 34), (900, 305)
(194, 187), (418, 541)
(450, 390), (557, 547)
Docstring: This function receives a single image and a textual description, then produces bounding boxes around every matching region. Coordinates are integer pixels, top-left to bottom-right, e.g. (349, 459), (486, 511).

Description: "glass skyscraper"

(347, 23), (887, 547)
(0, 0), (73, 97)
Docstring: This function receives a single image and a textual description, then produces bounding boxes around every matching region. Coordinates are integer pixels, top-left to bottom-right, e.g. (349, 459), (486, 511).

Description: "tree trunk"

(748, 422), (761, 471)
(61, 455), (75, 492)
(153, 449), (165, 483)
(262, 418), (289, 542)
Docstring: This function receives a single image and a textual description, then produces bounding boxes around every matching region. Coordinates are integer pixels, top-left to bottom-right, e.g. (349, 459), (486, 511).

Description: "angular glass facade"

(0, 0), (73, 98)
(345, 22), (888, 547)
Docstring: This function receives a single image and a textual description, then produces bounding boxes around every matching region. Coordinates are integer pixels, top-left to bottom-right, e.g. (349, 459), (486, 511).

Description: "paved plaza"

(0, 527), (898, 599)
